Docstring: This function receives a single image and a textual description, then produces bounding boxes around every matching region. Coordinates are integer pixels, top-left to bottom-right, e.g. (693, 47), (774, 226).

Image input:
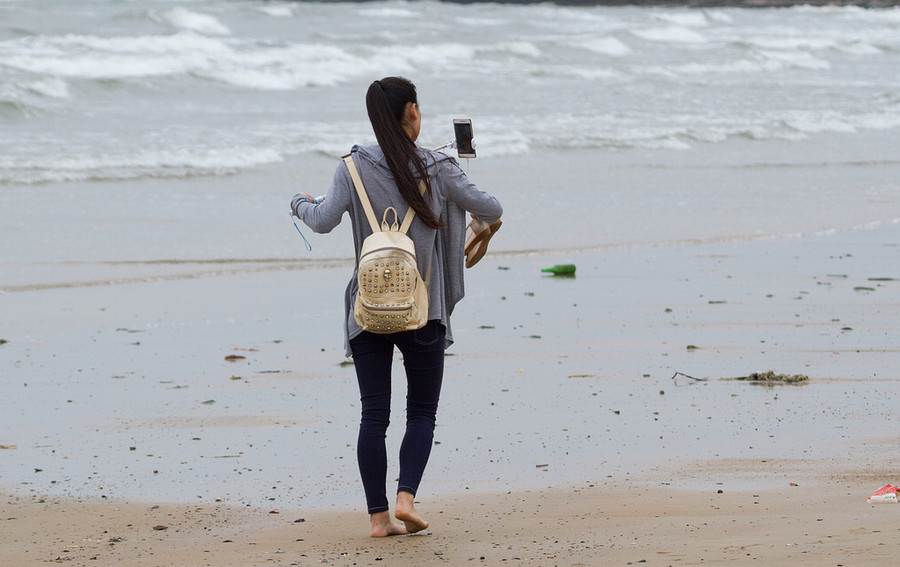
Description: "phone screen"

(453, 119), (475, 158)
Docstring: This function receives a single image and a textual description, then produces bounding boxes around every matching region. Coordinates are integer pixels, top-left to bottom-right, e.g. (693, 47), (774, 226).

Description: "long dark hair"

(365, 77), (441, 229)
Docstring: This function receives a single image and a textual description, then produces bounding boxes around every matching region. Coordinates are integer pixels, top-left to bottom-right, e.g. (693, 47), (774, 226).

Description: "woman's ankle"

(396, 490), (415, 510)
(370, 511), (407, 537)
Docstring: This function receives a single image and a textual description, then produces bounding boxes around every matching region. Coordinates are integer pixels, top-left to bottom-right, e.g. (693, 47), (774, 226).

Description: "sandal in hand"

(464, 216), (502, 268)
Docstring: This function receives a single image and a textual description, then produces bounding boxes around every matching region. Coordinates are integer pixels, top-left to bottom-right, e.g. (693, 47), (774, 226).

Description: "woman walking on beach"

(291, 77), (502, 537)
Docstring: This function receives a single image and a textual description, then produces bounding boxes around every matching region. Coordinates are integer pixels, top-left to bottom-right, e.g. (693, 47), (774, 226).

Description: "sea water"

(3, 1), (900, 271)
(3, 1), (900, 182)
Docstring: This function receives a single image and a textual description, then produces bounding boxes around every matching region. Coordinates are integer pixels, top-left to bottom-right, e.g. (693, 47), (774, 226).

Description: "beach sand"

(4, 478), (900, 566)
(3, 216), (900, 565)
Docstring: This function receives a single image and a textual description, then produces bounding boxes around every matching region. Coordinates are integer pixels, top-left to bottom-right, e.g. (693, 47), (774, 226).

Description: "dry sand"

(4, 477), (900, 566)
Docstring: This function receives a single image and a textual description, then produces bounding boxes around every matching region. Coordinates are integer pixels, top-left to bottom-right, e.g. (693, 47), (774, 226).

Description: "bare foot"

(395, 491), (429, 534)
(370, 511), (408, 538)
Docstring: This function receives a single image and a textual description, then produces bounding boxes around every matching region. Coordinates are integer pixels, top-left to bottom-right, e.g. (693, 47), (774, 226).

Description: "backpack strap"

(342, 154), (380, 233)
(343, 153), (428, 235)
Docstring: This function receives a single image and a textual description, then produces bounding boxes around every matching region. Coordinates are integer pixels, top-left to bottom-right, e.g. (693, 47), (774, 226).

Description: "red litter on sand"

(868, 484), (899, 503)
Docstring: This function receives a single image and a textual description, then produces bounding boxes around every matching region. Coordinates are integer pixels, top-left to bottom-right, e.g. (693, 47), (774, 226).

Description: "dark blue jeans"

(349, 320), (445, 514)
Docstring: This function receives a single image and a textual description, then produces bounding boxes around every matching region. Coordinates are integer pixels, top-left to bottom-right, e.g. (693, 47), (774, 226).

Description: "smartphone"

(453, 118), (476, 158)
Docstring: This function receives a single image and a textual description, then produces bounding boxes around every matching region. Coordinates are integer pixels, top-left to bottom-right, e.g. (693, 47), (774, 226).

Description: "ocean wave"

(0, 77), (68, 116)
(721, 20), (900, 61)
(206, 43), (362, 89)
(9, 102), (900, 185)
(5, 95), (900, 185)
(0, 32), (231, 79)
(152, 7), (231, 36)
(631, 26), (708, 44)
(0, 30), (369, 88)
(653, 11), (713, 28)
(836, 41), (882, 56)
(756, 49), (831, 70)
(26, 76), (68, 98)
(491, 40), (542, 58)
(0, 145), (283, 185)
(472, 104), (900, 154)
(3, 1), (900, 184)
(641, 46), (831, 77)
(747, 35), (838, 52)
(256, 3), (297, 18)
(578, 37), (631, 57)
(452, 15), (509, 28)
(783, 106), (900, 134)
(1, 28), (538, 91)
(3, 9), (887, 95)
(357, 5), (423, 19)
(840, 5), (900, 24)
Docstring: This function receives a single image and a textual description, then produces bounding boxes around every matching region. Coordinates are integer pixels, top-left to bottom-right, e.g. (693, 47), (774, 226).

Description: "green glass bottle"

(540, 264), (576, 276)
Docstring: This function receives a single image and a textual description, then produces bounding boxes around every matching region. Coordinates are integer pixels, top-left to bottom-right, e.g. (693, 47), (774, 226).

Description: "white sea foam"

(632, 26), (707, 44)
(453, 16), (508, 28)
(204, 43), (360, 90)
(645, 46), (831, 76)
(157, 7), (231, 36)
(26, 77), (69, 98)
(256, 3), (297, 18)
(644, 58), (763, 76)
(0, 32), (230, 79)
(357, 6), (421, 19)
(837, 41), (882, 56)
(703, 10), (734, 24)
(375, 42), (478, 72)
(0, 77), (69, 113)
(844, 5), (900, 23)
(5, 52), (184, 79)
(756, 49), (830, 70)
(654, 11), (711, 28)
(579, 37), (631, 57)
(494, 41), (541, 58)
(562, 66), (621, 81)
(782, 111), (858, 134)
(0, 146), (283, 184)
(0, 31), (373, 89)
(749, 36), (837, 52)
(56, 31), (228, 55)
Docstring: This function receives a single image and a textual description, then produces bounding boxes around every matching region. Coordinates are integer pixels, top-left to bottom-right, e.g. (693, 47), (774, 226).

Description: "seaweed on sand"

(671, 371), (809, 385)
(731, 371), (809, 384)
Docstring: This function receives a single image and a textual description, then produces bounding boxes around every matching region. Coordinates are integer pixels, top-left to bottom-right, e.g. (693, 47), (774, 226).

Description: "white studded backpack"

(343, 154), (429, 334)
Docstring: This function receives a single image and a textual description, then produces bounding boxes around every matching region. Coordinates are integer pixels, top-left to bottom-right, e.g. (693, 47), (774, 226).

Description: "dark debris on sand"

(731, 371), (809, 384)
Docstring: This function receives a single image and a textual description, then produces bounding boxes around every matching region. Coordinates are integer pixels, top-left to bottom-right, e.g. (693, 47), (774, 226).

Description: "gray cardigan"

(291, 144), (503, 356)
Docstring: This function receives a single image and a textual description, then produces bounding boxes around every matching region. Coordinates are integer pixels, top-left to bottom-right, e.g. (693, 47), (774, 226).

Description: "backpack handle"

(381, 207), (400, 231)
